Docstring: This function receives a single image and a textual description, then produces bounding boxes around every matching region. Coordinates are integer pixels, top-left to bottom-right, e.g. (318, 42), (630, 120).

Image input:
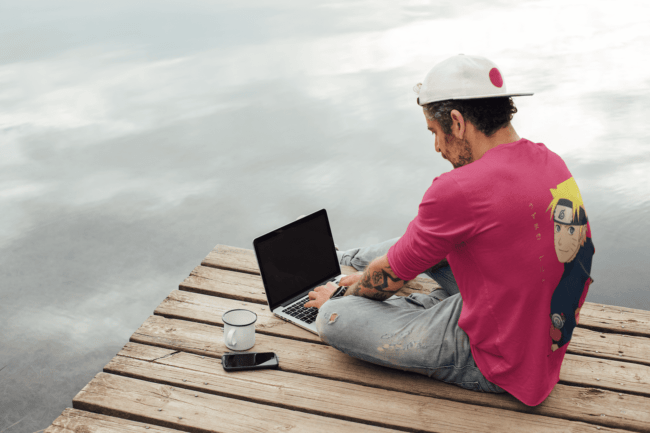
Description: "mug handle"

(227, 328), (237, 347)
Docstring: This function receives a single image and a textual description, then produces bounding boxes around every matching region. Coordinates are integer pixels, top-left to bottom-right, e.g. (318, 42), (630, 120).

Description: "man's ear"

(579, 225), (587, 247)
(449, 109), (465, 140)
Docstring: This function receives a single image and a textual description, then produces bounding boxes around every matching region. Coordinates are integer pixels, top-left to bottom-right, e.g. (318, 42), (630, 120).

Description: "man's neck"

(470, 123), (520, 161)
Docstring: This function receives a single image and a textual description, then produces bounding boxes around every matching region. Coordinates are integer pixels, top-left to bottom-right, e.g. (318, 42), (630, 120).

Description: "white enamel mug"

(222, 309), (257, 351)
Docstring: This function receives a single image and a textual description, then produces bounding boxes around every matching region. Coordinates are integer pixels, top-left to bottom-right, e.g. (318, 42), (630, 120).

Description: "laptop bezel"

(252, 209), (341, 312)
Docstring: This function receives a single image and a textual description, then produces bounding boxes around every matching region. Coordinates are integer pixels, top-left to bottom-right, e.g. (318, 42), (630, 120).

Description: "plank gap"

(153, 291), (650, 367)
(178, 283), (267, 304)
(74, 373), (406, 433)
(557, 379), (650, 399)
(152, 311), (326, 345)
(106, 346), (649, 433)
(102, 363), (421, 433)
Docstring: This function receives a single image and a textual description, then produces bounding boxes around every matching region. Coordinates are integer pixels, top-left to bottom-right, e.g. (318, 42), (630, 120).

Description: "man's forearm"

(345, 254), (407, 301)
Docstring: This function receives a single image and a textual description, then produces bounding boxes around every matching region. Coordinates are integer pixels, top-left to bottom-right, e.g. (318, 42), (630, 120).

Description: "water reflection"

(1, 0), (649, 431)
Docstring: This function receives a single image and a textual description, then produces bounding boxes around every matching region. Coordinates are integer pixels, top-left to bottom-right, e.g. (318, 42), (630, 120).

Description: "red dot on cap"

(489, 68), (503, 88)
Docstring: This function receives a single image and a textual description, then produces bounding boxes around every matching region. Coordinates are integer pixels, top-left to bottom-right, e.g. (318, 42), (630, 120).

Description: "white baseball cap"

(416, 54), (533, 105)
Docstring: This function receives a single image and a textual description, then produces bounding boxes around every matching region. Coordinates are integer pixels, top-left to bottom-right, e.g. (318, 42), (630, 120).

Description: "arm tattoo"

(345, 260), (407, 301)
(368, 269), (401, 292)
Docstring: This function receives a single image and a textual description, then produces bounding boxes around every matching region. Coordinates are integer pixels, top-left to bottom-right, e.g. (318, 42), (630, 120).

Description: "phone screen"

(223, 352), (277, 368)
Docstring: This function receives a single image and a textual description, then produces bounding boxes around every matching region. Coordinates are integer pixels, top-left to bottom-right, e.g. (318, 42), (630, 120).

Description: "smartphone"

(222, 352), (279, 372)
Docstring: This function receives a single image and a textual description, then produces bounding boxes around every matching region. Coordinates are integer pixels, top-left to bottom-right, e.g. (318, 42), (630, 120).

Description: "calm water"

(1, 1), (649, 431)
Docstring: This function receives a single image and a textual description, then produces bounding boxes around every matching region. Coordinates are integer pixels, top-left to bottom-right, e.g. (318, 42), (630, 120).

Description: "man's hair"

(422, 97), (518, 137)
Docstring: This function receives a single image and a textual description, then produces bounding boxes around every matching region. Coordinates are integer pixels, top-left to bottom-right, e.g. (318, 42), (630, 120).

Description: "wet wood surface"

(45, 244), (650, 433)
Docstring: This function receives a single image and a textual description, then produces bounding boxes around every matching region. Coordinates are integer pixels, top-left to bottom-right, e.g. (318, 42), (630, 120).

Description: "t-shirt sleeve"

(388, 175), (476, 281)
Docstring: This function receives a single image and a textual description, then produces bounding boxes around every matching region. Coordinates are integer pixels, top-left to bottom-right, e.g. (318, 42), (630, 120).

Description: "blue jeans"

(318, 238), (504, 393)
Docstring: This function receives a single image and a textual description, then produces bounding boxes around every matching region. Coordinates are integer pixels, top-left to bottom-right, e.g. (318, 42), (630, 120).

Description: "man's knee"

(316, 298), (351, 343)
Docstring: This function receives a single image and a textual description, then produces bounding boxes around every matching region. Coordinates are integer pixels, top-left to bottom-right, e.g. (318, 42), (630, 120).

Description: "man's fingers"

(340, 274), (362, 286)
(303, 283), (340, 311)
(304, 297), (320, 309)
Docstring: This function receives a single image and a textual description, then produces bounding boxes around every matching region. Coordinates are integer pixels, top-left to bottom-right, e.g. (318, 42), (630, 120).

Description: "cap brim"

(418, 92), (534, 106)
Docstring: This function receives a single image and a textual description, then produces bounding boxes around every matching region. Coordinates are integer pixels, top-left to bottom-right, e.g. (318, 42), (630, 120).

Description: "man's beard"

(444, 135), (473, 169)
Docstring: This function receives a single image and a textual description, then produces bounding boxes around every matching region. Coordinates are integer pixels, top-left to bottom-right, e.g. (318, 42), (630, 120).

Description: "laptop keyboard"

(283, 296), (319, 324)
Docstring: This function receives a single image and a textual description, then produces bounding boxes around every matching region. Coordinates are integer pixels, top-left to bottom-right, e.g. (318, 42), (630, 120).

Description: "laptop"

(253, 209), (345, 334)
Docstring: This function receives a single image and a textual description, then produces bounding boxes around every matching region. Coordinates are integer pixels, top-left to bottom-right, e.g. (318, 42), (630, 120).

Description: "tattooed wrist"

(344, 281), (361, 297)
(344, 255), (405, 301)
(366, 269), (401, 292)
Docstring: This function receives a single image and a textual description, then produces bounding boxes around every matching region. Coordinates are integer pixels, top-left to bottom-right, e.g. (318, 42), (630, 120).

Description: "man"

(304, 54), (595, 406)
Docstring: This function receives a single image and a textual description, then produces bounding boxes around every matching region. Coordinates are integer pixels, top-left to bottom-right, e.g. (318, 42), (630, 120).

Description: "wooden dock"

(45, 244), (650, 433)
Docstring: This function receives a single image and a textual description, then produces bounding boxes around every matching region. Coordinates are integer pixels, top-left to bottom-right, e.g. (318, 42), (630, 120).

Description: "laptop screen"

(253, 209), (341, 309)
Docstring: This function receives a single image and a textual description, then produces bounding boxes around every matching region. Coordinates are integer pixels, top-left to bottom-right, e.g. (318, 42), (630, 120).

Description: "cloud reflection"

(1, 0), (650, 430)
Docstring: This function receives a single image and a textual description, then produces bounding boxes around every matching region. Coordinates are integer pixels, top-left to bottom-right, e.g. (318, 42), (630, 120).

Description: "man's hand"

(339, 273), (363, 287)
(304, 282), (339, 310)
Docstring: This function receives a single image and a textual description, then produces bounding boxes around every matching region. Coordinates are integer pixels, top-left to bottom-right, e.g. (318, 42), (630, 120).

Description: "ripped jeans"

(317, 237), (504, 393)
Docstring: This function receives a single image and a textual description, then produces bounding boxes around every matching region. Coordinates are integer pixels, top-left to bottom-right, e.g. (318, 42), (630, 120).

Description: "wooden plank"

(130, 316), (650, 398)
(181, 265), (436, 304)
(200, 245), (383, 277)
(156, 290), (318, 343)
(202, 244), (259, 275)
(569, 328), (650, 366)
(105, 344), (641, 433)
(201, 245), (650, 337)
(45, 408), (180, 433)
(579, 303), (650, 337)
(561, 354), (650, 395)
(73, 372), (395, 433)
(180, 266), (267, 303)
(155, 290), (650, 367)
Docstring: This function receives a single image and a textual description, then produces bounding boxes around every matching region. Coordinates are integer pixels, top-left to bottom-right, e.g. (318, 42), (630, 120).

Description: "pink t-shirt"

(388, 138), (594, 406)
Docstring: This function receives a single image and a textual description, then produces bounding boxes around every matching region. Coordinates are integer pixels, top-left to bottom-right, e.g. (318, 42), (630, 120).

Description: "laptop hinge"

(278, 276), (339, 307)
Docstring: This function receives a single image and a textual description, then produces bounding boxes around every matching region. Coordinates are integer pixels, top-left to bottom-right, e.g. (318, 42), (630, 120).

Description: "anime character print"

(547, 177), (595, 352)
